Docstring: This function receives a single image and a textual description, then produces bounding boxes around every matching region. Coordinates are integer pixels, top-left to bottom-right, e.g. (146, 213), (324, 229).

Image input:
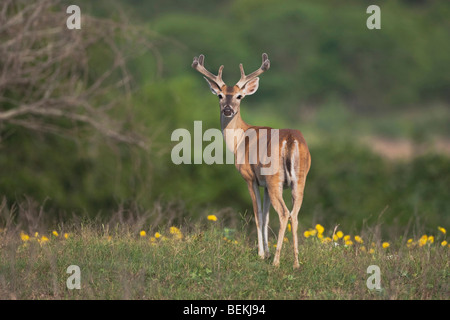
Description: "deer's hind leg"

(290, 180), (306, 269)
(266, 182), (290, 267)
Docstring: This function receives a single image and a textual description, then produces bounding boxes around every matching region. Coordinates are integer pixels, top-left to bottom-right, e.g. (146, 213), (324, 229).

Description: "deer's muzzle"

(222, 106), (234, 117)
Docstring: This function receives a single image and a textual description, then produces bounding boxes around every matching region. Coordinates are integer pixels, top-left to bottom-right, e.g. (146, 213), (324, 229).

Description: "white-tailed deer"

(192, 53), (311, 268)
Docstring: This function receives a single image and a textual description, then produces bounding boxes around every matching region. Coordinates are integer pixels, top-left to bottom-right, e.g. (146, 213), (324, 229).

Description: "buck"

(192, 53), (311, 268)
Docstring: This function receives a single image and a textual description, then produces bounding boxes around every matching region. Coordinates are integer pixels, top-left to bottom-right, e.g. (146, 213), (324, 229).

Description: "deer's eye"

(218, 94), (224, 99)
(236, 95), (243, 100)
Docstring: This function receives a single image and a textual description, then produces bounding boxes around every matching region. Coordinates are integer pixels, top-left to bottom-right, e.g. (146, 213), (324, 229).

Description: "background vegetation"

(0, 0), (449, 290)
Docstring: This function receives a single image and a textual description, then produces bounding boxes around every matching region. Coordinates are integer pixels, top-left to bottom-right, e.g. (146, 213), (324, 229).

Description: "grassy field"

(0, 217), (448, 300)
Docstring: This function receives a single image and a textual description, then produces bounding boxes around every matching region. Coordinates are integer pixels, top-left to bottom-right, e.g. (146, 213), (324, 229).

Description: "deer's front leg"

(262, 187), (271, 259)
(247, 181), (265, 258)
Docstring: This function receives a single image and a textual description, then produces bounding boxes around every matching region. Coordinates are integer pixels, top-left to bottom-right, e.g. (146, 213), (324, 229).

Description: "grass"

(0, 218), (448, 300)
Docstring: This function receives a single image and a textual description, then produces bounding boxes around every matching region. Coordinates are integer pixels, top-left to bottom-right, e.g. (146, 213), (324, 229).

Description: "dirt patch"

(361, 137), (450, 160)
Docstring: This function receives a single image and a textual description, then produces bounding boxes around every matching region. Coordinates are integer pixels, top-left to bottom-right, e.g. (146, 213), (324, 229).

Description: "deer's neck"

(220, 111), (250, 132)
(221, 111), (251, 155)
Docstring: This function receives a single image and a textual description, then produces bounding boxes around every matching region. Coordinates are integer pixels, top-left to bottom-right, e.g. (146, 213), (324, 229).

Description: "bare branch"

(0, 0), (160, 149)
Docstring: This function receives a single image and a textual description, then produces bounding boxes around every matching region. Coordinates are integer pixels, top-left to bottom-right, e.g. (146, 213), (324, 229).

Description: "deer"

(192, 53), (311, 268)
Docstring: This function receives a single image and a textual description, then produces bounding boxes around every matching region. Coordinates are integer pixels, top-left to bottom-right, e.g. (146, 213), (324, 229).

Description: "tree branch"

(0, 0), (160, 150)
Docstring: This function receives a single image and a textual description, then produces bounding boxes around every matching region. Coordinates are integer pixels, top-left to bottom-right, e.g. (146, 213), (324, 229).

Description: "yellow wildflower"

(360, 246), (367, 252)
(139, 230), (146, 237)
(207, 215), (218, 221)
(382, 242), (390, 249)
(315, 224), (324, 235)
(407, 238), (414, 248)
(369, 248), (375, 254)
(39, 236), (49, 244)
(333, 234), (339, 241)
(317, 233), (323, 239)
(52, 231), (59, 237)
(154, 232), (161, 239)
(170, 226), (183, 240)
(441, 240), (447, 247)
(283, 237), (288, 243)
(64, 233), (69, 239)
(322, 237), (332, 244)
(20, 232), (30, 242)
(343, 235), (351, 241)
(427, 235), (434, 244)
(304, 230), (311, 238)
(418, 235), (428, 247)
(354, 235), (363, 244)
(336, 231), (344, 239)
(438, 226), (446, 235)
(288, 223), (291, 232)
(309, 229), (317, 236)
(345, 240), (353, 246)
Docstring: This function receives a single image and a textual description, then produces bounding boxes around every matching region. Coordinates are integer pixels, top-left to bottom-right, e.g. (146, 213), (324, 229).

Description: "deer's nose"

(223, 105), (234, 117)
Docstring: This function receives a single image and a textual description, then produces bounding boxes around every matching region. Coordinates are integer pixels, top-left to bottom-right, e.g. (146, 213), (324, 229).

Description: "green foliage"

(1, 0), (449, 233)
(303, 141), (450, 231)
(143, 0), (450, 111)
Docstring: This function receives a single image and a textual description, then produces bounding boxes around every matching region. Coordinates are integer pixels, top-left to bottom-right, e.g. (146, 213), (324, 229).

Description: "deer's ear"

(242, 77), (259, 96)
(204, 77), (222, 95)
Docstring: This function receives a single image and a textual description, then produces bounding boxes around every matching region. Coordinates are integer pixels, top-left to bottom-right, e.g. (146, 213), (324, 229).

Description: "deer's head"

(192, 53), (270, 118)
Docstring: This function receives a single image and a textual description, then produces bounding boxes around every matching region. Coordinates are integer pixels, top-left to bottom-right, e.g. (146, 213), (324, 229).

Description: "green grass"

(0, 219), (448, 300)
